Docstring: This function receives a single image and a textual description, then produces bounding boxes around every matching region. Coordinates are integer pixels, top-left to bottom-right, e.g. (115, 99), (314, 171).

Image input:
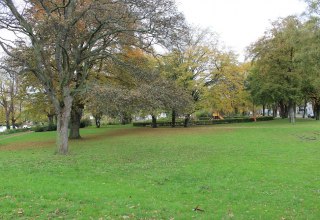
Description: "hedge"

(132, 116), (274, 127)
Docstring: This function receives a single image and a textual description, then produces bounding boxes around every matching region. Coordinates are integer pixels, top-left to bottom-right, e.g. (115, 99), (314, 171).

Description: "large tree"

(0, 0), (185, 154)
(247, 16), (303, 123)
(297, 17), (320, 119)
(161, 28), (217, 126)
(0, 57), (25, 129)
(203, 51), (250, 117)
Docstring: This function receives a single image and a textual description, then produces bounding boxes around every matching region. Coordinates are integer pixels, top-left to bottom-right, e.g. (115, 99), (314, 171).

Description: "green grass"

(0, 119), (319, 219)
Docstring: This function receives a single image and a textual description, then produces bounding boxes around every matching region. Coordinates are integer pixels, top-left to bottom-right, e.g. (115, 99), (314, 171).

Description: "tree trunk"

(55, 94), (73, 155)
(252, 102), (256, 119)
(273, 104), (278, 118)
(184, 114), (190, 127)
(314, 102), (320, 120)
(234, 107), (239, 115)
(69, 100), (83, 139)
(11, 117), (16, 129)
(120, 112), (131, 125)
(171, 109), (176, 128)
(279, 101), (288, 119)
(151, 115), (157, 128)
(48, 114), (54, 126)
(288, 100), (295, 123)
(94, 115), (101, 128)
(10, 99), (16, 129)
(303, 98), (307, 119)
(5, 107), (10, 130)
(262, 104), (266, 116)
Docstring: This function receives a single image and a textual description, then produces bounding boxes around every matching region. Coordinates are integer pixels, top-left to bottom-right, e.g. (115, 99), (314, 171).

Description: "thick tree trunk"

(279, 101), (288, 119)
(151, 115), (157, 128)
(171, 109), (176, 128)
(184, 114), (190, 127)
(69, 100), (83, 139)
(55, 95), (73, 155)
(288, 100), (295, 123)
(262, 104), (266, 116)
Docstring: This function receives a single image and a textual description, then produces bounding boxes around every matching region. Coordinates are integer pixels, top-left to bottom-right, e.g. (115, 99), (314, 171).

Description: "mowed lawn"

(0, 119), (319, 219)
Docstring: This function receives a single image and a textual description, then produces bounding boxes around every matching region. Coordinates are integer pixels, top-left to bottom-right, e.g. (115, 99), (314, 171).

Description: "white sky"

(1, 0), (307, 60)
(177, 0), (307, 61)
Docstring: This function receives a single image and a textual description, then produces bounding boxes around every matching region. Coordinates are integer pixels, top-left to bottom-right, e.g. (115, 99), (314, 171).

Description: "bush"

(256, 116), (274, 121)
(198, 117), (212, 120)
(33, 125), (47, 132)
(0, 128), (30, 135)
(32, 124), (57, 132)
(47, 124), (57, 131)
(132, 116), (274, 127)
(80, 118), (92, 128)
(195, 110), (212, 119)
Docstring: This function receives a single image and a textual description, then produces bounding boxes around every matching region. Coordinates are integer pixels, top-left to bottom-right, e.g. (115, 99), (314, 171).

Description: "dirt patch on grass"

(0, 140), (55, 151)
(81, 126), (234, 142)
(0, 126), (234, 151)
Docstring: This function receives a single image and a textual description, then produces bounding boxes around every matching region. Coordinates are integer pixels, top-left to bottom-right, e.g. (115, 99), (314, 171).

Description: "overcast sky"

(177, 0), (307, 61)
(1, 0), (308, 60)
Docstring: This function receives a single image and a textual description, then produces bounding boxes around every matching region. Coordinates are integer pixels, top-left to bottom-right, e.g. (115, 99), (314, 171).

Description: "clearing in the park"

(0, 119), (319, 219)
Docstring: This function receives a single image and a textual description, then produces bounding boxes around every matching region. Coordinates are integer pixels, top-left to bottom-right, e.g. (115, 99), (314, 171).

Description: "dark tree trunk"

(184, 114), (190, 127)
(94, 115), (101, 128)
(11, 117), (16, 129)
(234, 107), (239, 115)
(55, 94), (73, 154)
(279, 101), (288, 119)
(314, 102), (320, 120)
(69, 100), (84, 139)
(171, 109), (176, 128)
(120, 112), (131, 125)
(262, 104), (266, 116)
(273, 104), (278, 118)
(151, 115), (157, 128)
(48, 114), (54, 126)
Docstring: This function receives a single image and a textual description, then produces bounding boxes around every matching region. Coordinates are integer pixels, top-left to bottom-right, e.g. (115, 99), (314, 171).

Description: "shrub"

(47, 124), (57, 131)
(195, 110), (212, 118)
(256, 116), (274, 121)
(198, 117), (212, 120)
(0, 128), (30, 135)
(80, 118), (92, 128)
(132, 116), (274, 127)
(33, 125), (47, 132)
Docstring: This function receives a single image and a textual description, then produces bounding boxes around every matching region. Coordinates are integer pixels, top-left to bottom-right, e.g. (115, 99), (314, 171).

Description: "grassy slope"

(0, 119), (319, 219)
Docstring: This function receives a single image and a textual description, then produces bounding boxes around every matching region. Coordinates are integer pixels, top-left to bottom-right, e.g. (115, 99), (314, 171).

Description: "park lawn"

(0, 119), (319, 219)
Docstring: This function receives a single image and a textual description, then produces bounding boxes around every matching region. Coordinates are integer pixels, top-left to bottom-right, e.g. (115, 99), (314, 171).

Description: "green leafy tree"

(247, 16), (303, 123)
(161, 28), (217, 126)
